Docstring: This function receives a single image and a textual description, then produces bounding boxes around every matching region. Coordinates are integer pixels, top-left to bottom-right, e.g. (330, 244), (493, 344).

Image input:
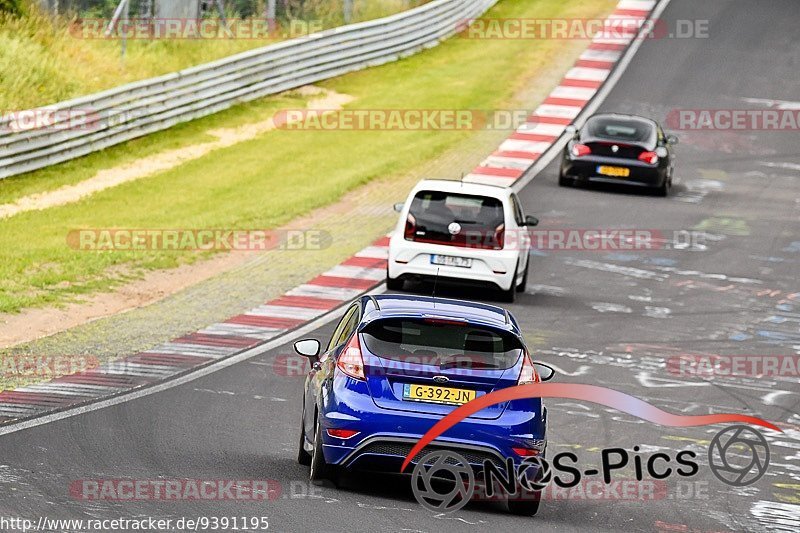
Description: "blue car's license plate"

(403, 383), (476, 405)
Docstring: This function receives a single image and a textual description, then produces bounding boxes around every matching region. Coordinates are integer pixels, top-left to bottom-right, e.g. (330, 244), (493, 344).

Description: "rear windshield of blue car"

(361, 318), (522, 370)
(584, 116), (656, 144)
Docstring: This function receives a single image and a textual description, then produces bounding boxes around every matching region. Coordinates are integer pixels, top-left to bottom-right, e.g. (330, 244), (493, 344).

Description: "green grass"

(0, 0), (428, 110)
(0, 0), (617, 314)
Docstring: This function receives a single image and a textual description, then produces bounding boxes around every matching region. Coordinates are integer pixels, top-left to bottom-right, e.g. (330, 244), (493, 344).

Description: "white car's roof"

(411, 179), (512, 199)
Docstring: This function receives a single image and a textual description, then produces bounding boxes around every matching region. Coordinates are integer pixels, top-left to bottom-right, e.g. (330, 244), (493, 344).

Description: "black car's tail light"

(638, 151), (659, 164)
(571, 143), (591, 157)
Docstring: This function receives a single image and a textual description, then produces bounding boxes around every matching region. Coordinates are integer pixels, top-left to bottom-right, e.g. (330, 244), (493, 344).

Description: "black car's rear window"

(361, 318), (522, 370)
(584, 116), (656, 144)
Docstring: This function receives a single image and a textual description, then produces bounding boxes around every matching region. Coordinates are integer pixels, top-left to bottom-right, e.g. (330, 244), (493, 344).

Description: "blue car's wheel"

(297, 407), (311, 466)
(309, 415), (338, 486)
(507, 488), (541, 516)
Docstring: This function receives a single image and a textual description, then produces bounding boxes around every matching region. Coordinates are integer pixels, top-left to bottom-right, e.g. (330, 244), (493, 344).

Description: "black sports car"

(559, 113), (677, 196)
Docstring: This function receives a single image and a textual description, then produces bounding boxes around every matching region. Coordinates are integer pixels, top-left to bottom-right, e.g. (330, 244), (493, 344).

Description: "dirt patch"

(0, 86), (355, 220)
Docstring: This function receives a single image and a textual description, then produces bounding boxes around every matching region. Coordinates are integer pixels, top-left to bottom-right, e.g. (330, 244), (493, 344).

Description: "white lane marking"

(579, 49), (622, 62)
(742, 97), (800, 110)
(644, 306), (671, 319)
(591, 36), (635, 45)
(605, 15), (647, 27)
(545, 363), (592, 377)
(354, 246), (389, 259)
(517, 121), (567, 136)
(324, 265), (386, 280)
(566, 259), (667, 281)
(148, 342), (240, 358)
(499, 139), (552, 153)
(287, 284), (365, 300)
(591, 302), (634, 313)
(650, 265), (763, 284)
(618, 0), (656, 10)
(197, 322), (282, 339)
(750, 501), (800, 532)
(245, 305), (323, 320)
(15, 383), (124, 394)
(461, 174), (517, 186)
(13, 387), (96, 397)
(549, 86), (597, 101)
(760, 161), (800, 172)
(534, 104), (583, 119)
(0, 405), (42, 415)
(763, 390), (793, 405)
(96, 367), (178, 378)
(481, 155), (535, 169)
(565, 67), (611, 82)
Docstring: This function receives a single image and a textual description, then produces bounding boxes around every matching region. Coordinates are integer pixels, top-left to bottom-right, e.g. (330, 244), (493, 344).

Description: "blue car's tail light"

(337, 333), (365, 380)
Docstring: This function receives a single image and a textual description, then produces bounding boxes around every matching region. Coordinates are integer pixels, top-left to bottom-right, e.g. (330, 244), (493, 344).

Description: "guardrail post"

(343, 0), (353, 24)
(121, 0), (129, 60)
(266, 0), (276, 36)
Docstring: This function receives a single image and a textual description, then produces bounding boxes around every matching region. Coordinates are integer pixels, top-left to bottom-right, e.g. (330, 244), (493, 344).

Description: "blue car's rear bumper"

(319, 378), (547, 472)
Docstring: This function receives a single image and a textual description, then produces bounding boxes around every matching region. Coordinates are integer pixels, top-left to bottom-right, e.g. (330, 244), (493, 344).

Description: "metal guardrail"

(0, 0), (497, 179)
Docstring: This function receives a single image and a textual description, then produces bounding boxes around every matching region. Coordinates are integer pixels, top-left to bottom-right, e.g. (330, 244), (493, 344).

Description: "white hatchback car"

(387, 179), (538, 302)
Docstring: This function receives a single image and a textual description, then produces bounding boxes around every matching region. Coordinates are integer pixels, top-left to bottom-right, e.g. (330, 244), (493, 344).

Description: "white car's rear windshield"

(407, 191), (504, 246)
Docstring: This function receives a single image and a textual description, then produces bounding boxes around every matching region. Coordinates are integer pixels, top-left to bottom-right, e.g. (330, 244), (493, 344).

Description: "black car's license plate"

(597, 165), (631, 177)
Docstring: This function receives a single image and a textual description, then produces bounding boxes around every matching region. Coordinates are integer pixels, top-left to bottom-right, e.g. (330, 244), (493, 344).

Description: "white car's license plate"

(430, 254), (472, 268)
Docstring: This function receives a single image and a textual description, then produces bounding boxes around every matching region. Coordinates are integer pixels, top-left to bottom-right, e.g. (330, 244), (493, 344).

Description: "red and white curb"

(0, 0), (657, 427)
(465, 0), (656, 187)
(0, 237), (390, 425)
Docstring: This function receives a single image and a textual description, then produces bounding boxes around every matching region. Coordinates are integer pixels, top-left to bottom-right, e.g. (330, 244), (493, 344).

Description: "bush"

(0, 0), (21, 15)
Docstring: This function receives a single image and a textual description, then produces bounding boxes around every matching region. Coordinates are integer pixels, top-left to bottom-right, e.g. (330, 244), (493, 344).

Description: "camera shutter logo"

(516, 456), (552, 492)
(411, 451), (474, 513)
(708, 425), (770, 486)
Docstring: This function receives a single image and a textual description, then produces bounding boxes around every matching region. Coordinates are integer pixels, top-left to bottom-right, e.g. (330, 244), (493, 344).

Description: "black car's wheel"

(309, 415), (337, 486)
(297, 407), (312, 466)
(507, 490), (541, 516)
(386, 268), (404, 291)
(558, 169), (573, 187)
(655, 176), (670, 197)
(516, 260), (529, 293)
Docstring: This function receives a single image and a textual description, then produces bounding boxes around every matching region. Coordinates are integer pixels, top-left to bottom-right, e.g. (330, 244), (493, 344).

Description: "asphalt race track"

(1, 1), (798, 532)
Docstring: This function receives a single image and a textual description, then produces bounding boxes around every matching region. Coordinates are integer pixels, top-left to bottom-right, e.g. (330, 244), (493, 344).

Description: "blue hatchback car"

(294, 294), (552, 514)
